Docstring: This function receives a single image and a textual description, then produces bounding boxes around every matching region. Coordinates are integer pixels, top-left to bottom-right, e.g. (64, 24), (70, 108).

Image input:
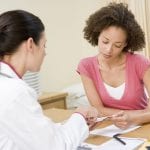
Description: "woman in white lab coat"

(0, 10), (98, 150)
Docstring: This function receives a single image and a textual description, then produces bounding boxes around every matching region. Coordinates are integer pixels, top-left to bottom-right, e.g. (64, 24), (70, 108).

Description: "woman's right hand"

(110, 111), (132, 129)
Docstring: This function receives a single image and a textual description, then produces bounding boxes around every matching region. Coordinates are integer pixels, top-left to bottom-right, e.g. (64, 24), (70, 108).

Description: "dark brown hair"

(83, 2), (145, 52)
(0, 10), (45, 58)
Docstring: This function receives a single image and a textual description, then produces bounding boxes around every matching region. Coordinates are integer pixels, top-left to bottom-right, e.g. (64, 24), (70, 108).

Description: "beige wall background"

(0, 0), (106, 91)
(1, 0), (150, 92)
(1, 0), (107, 92)
(40, 0), (107, 92)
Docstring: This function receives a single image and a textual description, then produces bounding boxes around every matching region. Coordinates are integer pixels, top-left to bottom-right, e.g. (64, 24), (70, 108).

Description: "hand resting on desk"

(110, 111), (133, 129)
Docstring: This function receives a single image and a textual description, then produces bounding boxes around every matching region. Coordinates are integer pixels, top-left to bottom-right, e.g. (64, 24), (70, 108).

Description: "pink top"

(77, 52), (150, 110)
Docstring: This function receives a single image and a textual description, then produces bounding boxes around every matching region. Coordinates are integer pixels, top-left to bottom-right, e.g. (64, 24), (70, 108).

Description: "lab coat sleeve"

(0, 87), (89, 150)
(51, 113), (89, 150)
(0, 134), (19, 150)
(0, 102), (89, 150)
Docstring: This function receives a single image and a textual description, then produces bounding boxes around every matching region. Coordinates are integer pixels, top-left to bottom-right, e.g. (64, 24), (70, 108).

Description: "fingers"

(114, 121), (129, 129)
(111, 111), (126, 121)
(75, 106), (98, 126)
(86, 108), (98, 126)
(87, 107), (98, 122)
(111, 111), (131, 129)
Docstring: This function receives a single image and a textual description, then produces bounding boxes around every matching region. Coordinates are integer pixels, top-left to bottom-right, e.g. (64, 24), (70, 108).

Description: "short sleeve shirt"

(77, 52), (150, 110)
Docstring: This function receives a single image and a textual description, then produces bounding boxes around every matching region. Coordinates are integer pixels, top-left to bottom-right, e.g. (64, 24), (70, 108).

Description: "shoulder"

(1, 77), (30, 92)
(77, 55), (98, 79)
(127, 52), (150, 79)
(127, 52), (150, 64)
(0, 77), (37, 105)
(78, 55), (97, 66)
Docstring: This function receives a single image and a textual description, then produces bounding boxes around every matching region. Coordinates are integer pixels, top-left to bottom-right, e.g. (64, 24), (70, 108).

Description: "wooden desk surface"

(43, 108), (74, 122)
(43, 108), (150, 149)
(39, 92), (68, 103)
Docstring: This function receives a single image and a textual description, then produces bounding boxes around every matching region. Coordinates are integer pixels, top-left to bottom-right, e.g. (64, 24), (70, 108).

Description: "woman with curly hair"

(77, 2), (150, 129)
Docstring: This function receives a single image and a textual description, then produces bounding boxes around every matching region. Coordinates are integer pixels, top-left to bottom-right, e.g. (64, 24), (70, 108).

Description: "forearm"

(97, 105), (150, 125)
(95, 105), (122, 117)
(125, 108), (150, 125)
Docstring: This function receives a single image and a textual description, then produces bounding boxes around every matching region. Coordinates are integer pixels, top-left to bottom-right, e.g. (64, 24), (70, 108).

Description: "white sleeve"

(51, 113), (89, 150)
(0, 134), (19, 150)
(1, 92), (89, 150)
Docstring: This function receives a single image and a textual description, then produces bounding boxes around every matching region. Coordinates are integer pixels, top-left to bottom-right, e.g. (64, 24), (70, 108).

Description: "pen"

(113, 134), (126, 145)
(96, 116), (110, 122)
(89, 116), (111, 130)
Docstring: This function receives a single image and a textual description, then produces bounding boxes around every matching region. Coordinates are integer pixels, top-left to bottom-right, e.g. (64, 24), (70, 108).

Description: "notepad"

(90, 124), (141, 137)
(80, 137), (146, 150)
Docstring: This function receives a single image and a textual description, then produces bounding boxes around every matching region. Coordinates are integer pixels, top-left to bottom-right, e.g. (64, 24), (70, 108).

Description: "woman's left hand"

(110, 111), (132, 129)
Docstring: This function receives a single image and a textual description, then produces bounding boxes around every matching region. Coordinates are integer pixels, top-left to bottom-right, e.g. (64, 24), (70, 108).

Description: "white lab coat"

(0, 62), (89, 150)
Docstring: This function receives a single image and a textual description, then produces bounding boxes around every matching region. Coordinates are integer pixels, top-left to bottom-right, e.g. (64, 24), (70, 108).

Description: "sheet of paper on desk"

(80, 137), (146, 150)
(90, 124), (141, 137)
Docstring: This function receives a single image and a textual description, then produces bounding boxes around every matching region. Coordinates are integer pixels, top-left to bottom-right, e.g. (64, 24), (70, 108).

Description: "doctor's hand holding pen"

(75, 106), (98, 129)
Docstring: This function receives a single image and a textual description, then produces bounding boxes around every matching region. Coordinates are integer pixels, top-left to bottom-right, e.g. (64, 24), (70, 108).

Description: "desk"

(39, 92), (68, 110)
(43, 108), (150, 149)
(43, 107), (74, 122)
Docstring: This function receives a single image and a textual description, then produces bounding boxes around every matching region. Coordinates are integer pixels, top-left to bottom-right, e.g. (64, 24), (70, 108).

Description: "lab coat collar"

(0, 62), (21, 79)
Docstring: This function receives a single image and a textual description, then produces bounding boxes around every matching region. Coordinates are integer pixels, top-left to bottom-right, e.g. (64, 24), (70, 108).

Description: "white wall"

(1, 0), (107, 92)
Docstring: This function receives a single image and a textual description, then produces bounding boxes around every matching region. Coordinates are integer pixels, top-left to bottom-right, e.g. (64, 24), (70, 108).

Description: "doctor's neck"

(2, 54), (26, 78)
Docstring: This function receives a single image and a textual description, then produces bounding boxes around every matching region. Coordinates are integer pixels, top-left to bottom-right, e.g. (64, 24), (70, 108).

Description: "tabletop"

(43, 108), (150, 149)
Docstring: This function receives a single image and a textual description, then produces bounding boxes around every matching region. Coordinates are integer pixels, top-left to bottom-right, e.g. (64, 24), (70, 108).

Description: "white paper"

(90, 124), (141, 137)
(80, 137), (146, 150)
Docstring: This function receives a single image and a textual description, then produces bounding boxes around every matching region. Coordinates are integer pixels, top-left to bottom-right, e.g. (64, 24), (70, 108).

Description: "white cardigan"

(0, 62), (89, 150)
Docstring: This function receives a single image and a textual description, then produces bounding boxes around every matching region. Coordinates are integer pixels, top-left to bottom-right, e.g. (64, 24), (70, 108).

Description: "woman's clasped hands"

(110, 111), (133, 129)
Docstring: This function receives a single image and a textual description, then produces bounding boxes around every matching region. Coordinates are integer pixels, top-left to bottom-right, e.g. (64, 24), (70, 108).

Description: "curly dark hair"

(83, 2), (145, 52)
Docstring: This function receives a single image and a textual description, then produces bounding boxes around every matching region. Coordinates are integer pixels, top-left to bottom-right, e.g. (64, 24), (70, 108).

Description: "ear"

(26, 37), (35, 53)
